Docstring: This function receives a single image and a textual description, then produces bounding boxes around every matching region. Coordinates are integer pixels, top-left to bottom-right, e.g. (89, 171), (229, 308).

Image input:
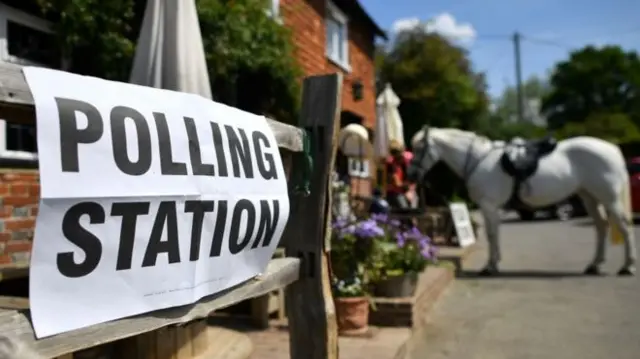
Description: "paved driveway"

(407, 216), (640, 359)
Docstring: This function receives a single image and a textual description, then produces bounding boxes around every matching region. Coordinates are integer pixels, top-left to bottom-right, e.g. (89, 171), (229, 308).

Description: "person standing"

(386, 140), (417, 210)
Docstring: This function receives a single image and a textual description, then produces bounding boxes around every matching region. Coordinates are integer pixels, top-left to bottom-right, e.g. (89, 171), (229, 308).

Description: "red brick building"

(277, 0), (386, 129)
(273, 0), (386, 197)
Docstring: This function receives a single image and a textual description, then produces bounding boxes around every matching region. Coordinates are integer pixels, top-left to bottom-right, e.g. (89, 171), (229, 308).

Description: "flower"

(371, 223), (437, 279)
(334, 217), (385, 240)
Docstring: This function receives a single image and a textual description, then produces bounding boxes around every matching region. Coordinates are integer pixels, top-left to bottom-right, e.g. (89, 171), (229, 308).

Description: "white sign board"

(449, 202), (476, 248)
(24, 67), (290, 338)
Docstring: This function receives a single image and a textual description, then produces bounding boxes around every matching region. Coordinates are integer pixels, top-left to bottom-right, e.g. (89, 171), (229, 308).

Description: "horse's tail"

(610, 154), (633, 245)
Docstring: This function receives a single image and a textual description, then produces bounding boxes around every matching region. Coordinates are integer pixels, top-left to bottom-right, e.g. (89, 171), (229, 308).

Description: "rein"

(459, 137), (499, 184)
(460, 138), (496, 183)
(414, 131), (497, 192)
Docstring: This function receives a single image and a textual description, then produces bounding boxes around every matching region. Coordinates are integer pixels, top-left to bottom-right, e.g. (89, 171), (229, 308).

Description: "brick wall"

(281, 0), (377, 128)
(0, 168), (38, 268)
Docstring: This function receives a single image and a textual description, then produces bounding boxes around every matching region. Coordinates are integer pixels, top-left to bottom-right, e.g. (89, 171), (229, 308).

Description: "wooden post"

(284, 73), (342, 359)
(190, 320), (209, 357)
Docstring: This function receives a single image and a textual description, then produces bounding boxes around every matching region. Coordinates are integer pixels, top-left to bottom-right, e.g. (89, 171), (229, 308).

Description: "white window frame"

(347, 158), (370, 178)
(265, 0), (282, 24)
(0, 4), (56, 160)
(325, 1), (350, 72)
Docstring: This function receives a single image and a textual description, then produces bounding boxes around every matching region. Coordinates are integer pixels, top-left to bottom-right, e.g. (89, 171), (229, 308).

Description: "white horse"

(407, 126), (637, 276)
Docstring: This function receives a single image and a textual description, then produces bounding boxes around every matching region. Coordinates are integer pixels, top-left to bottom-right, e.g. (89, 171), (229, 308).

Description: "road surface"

(408, 216), (640, 359)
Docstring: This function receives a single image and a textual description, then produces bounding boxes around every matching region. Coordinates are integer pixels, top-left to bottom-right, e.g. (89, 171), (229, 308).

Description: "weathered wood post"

(284, 73), (342, 359)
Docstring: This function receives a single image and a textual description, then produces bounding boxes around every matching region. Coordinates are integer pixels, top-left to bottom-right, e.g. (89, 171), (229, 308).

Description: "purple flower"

(371, 213), (388, 223)
(354, 219), (384, 239)
(332, 218), (348, 230)
(395, 232), (406, 247)
(420, 247), (432, 259)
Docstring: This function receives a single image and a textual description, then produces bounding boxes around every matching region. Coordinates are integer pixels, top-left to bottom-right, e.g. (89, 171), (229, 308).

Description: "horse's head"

(407, 125), (440, 182)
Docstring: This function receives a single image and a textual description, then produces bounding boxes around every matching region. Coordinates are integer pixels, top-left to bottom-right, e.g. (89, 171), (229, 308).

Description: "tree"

(197, 0), (302, 124)
(37, 0), (136, 81)
(555, 112), (640, 143)
(474, 113), (546, 140)
(472, 75), (549, 140)
(378, 27), (489, 146)
(494, 76), (550, 123)
(38, 0), (302, 124)
(542, 45), (640, 130)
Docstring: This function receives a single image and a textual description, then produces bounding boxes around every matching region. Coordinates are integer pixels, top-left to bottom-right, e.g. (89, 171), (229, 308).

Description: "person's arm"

(392, 170), (403, 187)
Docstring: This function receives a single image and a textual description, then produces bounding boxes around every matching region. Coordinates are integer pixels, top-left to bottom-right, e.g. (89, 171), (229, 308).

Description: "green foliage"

(474, 75), (549, 141)
(555, 112), (640, 143)
(37, 0), (302, 122)
(543, 45), (640, 129)
(372, 239), (431, 279)
(475, 113), (547, 140)
(197, 0), (302, 123)
(37, 0), (136, 81)
(330, 219), (380, 298)
(332, 276), (366, 298)
(378, 27), (489, 145)
(493, 76), (550, 123)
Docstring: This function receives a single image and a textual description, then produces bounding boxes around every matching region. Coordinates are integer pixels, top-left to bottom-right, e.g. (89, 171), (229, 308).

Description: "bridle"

(412, 127), (496, 185)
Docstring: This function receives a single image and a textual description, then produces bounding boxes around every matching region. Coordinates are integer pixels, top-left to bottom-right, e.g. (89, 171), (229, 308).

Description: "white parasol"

(129, 0), (212, 99)
(375, 83), (405, 157)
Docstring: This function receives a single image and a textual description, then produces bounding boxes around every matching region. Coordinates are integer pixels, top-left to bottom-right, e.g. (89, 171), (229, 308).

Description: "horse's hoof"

(617, 267), (636, 276)
(583, 265), (602, 276)
(478, 267), (498, 277)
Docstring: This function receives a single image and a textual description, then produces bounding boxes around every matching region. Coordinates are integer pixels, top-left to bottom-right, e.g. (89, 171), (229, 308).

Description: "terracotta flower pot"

(374, 272), (418, 298)
(335, 296), (369, 335)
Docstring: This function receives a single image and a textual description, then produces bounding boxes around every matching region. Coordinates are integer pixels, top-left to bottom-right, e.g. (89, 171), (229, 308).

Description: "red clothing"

(386, 155), (407, 194)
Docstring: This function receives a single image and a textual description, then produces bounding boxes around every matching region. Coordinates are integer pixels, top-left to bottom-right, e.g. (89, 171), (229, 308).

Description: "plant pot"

(335, 296), (369, 335)
(374, 272), (418, 298)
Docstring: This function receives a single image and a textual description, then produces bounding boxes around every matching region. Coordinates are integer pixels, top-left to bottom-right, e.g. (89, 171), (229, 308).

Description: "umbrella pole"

(379, 158), (387, 193)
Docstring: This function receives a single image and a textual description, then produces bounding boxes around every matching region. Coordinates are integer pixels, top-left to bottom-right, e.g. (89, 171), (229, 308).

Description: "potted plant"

(370, 214), (437, 298)
(332, 274), (369, 335)
(331, 216), (384, 334)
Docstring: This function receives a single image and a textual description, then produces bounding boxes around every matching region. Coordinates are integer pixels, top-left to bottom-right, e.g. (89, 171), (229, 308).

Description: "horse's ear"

(422, 124), (430, 137)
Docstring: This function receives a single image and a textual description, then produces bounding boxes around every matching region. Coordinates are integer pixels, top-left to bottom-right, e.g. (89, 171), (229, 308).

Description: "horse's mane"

(439, 128), (491, 144)
(413, 127), (492, 147)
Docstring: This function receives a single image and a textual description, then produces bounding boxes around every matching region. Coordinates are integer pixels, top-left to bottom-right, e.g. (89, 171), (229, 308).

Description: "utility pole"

(513, 32), (525, 123)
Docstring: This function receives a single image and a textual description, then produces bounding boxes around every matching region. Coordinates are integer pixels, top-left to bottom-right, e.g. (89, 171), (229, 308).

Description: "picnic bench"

(0, 62), (342, 359)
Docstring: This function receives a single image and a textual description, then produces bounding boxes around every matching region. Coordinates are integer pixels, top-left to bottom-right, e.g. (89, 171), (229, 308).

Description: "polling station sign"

(24, 67), (290, 338)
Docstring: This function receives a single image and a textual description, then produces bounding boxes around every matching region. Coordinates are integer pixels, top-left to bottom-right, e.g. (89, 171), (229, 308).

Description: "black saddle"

(500, 136), (557, 209)
(500, 136), (557, 181)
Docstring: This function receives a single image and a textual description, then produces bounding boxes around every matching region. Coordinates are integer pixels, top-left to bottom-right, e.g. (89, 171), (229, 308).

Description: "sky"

(359, 0), (640, 99)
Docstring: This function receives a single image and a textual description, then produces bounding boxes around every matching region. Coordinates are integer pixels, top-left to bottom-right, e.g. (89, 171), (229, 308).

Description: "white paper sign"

(24, 67), (290, 338)
(449, 202), (476, 248)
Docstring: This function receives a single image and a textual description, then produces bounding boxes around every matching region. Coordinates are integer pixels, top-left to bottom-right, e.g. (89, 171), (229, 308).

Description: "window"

(0, 4), (57, 159)
(348, 158), (370, 178)
(7, 20), (60, 68)
(5, 123), (36, 152)
(325, 1), (349, 71)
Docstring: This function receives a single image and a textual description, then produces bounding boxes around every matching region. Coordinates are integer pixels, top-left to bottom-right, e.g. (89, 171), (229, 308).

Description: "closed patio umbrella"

(376, 83), (405, 154)
(129, 0), (212, 99)
(375, 83), (406, 192)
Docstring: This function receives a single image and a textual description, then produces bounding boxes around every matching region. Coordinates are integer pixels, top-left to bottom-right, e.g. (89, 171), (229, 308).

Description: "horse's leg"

(479, 205), (501, 276)
(604, 199), (637, 276)
(579, 192), (608, 275)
